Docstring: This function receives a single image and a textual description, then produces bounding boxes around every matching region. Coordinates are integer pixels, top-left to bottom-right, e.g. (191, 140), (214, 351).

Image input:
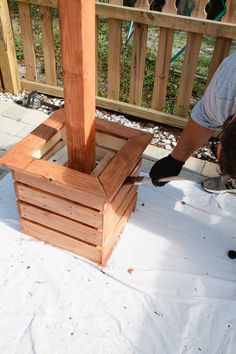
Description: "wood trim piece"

(91, 151), (115, 177)
(16, 182), (103, 229)
(0, 0), (21, 93)
(99, 133), (152, 199)
(19, 202), (103, 246)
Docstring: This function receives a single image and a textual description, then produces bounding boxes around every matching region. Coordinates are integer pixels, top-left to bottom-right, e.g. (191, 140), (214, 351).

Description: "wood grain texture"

(39, 6), (57, 85)
(107, 0), (123, 100)
(58, 0), (96, 173)
(18, 2), (37, 81)
(0, 0), (20, 93)
(19, 202), (103, 246)
(16, 182), (103, 229)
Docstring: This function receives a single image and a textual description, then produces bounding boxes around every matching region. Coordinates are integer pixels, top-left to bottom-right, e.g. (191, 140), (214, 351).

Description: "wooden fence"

(1, 0), (236, 129)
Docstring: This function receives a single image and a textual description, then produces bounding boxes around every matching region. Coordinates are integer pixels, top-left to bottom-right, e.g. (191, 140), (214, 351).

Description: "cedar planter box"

(0, 108), (152, 265)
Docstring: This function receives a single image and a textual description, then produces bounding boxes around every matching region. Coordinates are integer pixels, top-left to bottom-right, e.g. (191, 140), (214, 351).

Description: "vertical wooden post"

(107, 0), (123, 100)
(58, 0), (96, 173)
(0, 0), (20, 93)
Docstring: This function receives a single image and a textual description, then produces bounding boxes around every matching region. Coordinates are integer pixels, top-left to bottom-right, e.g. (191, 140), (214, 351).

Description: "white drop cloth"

(0, 173), (235, 354)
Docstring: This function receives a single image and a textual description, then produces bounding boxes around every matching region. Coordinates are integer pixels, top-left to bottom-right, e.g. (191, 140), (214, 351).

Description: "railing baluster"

(39, 5), (57, 85)
(107, 0), (123, 100)
(18, 2), (37, 81)
(129, 0), (150, 105)
(176, 0), (208, 117)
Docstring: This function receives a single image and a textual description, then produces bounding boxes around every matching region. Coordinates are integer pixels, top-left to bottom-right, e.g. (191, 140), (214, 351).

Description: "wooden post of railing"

(207, 0), (236, 84)
(58, 0), (96, 173)
(18, 2), (37, 81)
(107, 0), (123, 100)
(176, 0), (208, 117)
(39, 5), (57, 85)
(129, 0), (150, 105)
(151, 0), (177, 111)
(0, 0), (21, 93)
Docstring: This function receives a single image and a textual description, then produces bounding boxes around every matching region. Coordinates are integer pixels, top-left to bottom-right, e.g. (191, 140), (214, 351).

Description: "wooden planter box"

(0, 108), (152, 265)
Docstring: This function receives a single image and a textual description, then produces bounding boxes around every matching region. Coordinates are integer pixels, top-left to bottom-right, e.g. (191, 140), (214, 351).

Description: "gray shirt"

(192, 51), (236, 129)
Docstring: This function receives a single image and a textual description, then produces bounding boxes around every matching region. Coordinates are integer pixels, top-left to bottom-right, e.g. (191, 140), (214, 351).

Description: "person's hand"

(149, 154), (185, 186)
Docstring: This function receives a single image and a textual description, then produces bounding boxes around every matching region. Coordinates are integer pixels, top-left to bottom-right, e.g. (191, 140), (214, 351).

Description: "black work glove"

(149, 154), (185, 186)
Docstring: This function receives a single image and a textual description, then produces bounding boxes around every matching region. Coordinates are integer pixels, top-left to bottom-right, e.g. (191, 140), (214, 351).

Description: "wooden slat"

(107, 0), (123, 100)
(207, 0), (236, 83)
(18, 2), (37, 81)
(103, 185), (137, 240)
(129, 0), (149, 105)
(18, 0), (58, 7)
(0, 0), (21, 93)
(91, 151), (115, 177)
(176, 0), (208, 117)
(39, 6), (57, 85)
(19, 79), (189, 128)
(20, 219), (102, 263)
(16, 182), (103, 229)
(14, 169), (106, 210)
(96, 3), (236, 39)
(58, 0), (96, 173)
(99, 133), (152, 199)
(19, 202), (103, 246)
(101, 193), (137, 266)
(96, 116), (147, 138)
(151, 0), (177, 111)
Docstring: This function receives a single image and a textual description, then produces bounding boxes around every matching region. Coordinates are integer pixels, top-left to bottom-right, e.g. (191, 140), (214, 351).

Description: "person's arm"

(171, 118), (215, 162)
(149, 118), (215, 186)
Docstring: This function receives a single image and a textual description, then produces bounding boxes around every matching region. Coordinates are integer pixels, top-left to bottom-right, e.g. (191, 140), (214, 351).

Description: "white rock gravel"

(0, 90), (216, 162)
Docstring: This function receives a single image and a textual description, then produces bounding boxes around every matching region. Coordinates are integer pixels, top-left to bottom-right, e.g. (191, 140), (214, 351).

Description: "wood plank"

(18, 0), (58, 7)
(96, 131), (126, 151)
(103, 185), (137, 239)
(99, 133), (152, 199)
(96, 97), (188, 128)
(32, 128), (66, 158)
(151, 27), (174, 111)
(91, 151), (115, 177)
(16, 182), (103, 229)
(39, 6), (57, 85)
(19, 202), (103, 246)
(0, 108), (65, 170)
(20, 219), (102, 263)
(0, 0), (21, 93)
(18, 2), (37, 81)
(129, 0), (149, 105)
(14, 169), (106, 210)
(95, 116), (146, 138)
(19, 80), (189, 128)
(101, 193), (137, 266)
(26, 158), (107, 199)
(151, 1), (176, 111)
(176, 0), (208, 117)
(107, 0), (123, 100)
(58, 0), (96, 173)
(96, 3), (236, 39)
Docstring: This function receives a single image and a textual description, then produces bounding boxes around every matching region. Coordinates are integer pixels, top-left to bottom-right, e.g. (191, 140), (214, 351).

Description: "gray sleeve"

(191, 52), (236, 130)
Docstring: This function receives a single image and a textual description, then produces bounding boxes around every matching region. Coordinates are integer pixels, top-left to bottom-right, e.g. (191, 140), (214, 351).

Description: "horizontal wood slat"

(19, 202), (103, 246)
(16, 183), (103, 229)
(14, 169), (106, 210)
(20, 219), (102, 263)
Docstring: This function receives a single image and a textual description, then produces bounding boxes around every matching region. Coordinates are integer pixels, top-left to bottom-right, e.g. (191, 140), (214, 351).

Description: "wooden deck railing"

(1, 0), (236, 129)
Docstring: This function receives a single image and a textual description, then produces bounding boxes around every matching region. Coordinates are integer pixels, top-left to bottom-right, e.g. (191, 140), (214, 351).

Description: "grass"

(8, 2), (236, 117)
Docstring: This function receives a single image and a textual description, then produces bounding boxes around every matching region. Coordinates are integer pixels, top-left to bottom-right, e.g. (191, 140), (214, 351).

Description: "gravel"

(0, 89), (216, 162)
